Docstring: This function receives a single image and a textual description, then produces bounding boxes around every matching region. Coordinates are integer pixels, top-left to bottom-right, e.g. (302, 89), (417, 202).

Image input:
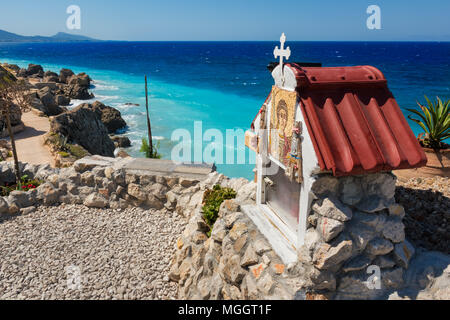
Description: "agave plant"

(407, 96), (450, 149)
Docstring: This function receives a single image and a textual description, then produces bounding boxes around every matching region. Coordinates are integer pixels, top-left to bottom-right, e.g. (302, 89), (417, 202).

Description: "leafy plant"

(407, 96), (450, 149)
(140, 137), (161, 159)
(0, 174), (41, 196)
(68, 144), (88, 159)
(202, 184), (237, 236)
(58, 151), (70, 158)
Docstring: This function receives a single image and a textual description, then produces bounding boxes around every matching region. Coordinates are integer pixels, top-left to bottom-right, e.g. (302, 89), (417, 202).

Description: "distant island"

(0, 29), (99, 43)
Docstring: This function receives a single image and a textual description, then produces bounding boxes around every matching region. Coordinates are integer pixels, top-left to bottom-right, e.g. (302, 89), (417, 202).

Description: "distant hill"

(0, 30), (99, 43)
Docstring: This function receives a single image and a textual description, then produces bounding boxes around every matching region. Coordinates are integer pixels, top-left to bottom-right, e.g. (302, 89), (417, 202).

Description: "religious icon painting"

(268, 86), (298, 168)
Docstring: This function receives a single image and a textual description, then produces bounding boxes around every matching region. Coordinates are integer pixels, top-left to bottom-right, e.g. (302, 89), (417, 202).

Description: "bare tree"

(0, 79), (31, 185)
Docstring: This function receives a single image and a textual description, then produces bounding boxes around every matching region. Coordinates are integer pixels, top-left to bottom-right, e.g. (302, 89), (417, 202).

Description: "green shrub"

(202, 184), (237, 236)
(58, 151), (70, 158)
(407, 96), (450, 149)
(140, 137), (162, 159)
(68, 144), (88, 159)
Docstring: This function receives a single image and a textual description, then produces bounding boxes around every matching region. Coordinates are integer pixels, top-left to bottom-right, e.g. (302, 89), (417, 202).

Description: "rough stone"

(83, 193), (108, 208)
(393, 240), (415, 269)
(317, 216), (345, 242)
(310, 269), (337, 291)
(240, 244), (259, 267)
(382, 217), (405, 243)
(257, 272), (275, 295)
(222, 255), (246, 285)
(382, 268), (404, 289)
(342, 255), (373, 273)
(365, 238), (394, 256)
(339, 176), (363, 205)
(36, 183), (59, 205)
(388, 204), (405, 219)
(312, 197), (352, 222)
(311, 175), (339, 197)
(0, 197), (9, 214)
(373, 255), (396, 269)
(254, 239), (271, 255)
(313, 238), (353, 270)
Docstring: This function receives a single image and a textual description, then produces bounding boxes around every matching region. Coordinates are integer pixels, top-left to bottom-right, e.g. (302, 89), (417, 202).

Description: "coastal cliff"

(1, 62), (130, 166)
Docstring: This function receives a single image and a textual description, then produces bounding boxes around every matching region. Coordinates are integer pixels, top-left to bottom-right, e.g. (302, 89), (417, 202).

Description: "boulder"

(55, 94), (70, 106)
(37, 88), (64, 116)
(68, 73), (91, 87)
(88, 101), (127, 133)
(26, 64), (44, 77)
(59, 68), (75, 84)
(84, 193), (108, 208)
(50, 104), (116, 157)
(34, 82), (58, 91)
(16, 68), (27, 77)
(64, 83), (94, 100)
(43, 71), (59, 83)
(111, 135), (131, 148)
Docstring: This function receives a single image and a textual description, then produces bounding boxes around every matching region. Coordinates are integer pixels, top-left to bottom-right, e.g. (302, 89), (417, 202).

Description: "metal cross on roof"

(273, 33), (291, 85)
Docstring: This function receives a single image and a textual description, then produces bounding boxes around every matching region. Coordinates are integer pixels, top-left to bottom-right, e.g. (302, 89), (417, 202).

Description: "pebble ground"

(0, 204), (186, 300)
(395, 176), (449, 254)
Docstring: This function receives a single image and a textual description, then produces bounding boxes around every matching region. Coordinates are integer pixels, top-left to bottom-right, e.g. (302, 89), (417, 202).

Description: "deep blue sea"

(1, 41), (449, 179)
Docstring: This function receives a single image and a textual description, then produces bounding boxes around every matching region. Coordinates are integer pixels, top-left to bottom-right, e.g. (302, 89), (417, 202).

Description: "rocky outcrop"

(2, 63), (95, 115)
(63, 72), (93, 100)
(25, 64), (44, 77)
(43, 71), (59, 83)
(84, 101), (127, 133)
(50, 105), (115, 157)
(36, 87), (65, 116)
(1, 63), (20, 73)
(111, 135), (131, 148)
(59, 68), (75, 84)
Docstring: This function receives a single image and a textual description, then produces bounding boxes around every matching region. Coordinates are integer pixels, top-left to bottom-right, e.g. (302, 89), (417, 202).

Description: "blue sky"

(3, 0), (450, 41)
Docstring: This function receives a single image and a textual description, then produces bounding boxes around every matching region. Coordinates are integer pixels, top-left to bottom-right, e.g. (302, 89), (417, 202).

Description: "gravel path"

(0, 204), (186, 300)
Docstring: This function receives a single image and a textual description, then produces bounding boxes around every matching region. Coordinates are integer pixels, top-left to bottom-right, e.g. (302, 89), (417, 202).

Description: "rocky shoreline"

(0, 62), (131, 166)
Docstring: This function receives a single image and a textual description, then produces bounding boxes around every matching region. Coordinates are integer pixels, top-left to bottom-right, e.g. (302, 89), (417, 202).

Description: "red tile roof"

(286, 64), (427, 176)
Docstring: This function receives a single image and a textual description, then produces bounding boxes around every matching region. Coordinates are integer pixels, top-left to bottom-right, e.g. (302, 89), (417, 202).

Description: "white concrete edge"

(242, 204), (298, 265)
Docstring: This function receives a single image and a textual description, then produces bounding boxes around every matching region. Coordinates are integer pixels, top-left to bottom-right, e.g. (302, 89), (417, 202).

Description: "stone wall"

(170, 172), (415, 300)
(300, 173), (414, 299)
(0, 156), (211, 216)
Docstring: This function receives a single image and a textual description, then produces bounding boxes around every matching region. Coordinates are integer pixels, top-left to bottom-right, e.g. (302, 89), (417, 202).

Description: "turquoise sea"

(1, 42), (449, 179)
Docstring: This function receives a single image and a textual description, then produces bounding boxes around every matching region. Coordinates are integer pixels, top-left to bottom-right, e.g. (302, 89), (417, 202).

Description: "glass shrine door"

(265, 161), (300, 233)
